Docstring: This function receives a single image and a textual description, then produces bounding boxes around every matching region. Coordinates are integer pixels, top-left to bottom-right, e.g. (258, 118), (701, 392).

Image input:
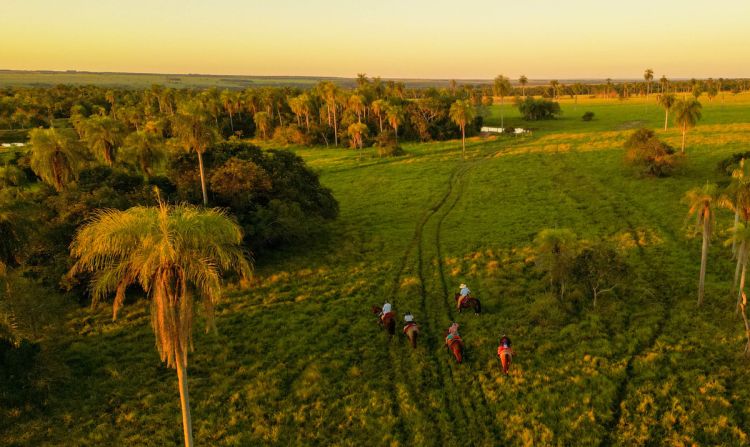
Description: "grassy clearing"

(4, 95), (750, 446)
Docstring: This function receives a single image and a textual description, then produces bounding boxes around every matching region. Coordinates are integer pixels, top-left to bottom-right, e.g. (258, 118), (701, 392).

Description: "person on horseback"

(403, 312), (417, 332)
(457, 283), (471, 309)
(498, 334), (514, 373)
(446, 322), (460, 343)
(498, 335), (512, 350)
(379, 302), (393, 322)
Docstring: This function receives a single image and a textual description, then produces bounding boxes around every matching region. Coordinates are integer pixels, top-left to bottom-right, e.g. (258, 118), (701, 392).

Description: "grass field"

(4, 94), (750, 446)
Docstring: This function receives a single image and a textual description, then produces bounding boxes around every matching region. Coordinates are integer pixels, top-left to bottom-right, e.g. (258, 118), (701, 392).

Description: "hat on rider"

(460, 283), (467, 289)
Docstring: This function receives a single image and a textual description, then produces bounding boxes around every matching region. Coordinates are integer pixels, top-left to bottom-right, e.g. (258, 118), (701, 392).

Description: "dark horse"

(454, 293), (482, 314)
(371, 306), (396, 337)
(444, 332), (464, 363)
(403, 322), (419, 349)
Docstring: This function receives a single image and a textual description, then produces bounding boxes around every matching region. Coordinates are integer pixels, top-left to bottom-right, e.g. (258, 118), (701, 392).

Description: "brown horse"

(444, 332), (464, 363)
(371, 306), (396, 337)
(403, 322), (419, 348)
(454, 293), (482, 314)
(498, 347), (513, 375)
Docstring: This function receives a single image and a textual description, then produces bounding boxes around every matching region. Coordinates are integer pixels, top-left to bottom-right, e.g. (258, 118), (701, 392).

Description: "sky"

(2, 0), (749, 79)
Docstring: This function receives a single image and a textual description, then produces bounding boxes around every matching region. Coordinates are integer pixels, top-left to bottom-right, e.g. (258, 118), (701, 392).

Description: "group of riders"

(378, 283), (515, 372)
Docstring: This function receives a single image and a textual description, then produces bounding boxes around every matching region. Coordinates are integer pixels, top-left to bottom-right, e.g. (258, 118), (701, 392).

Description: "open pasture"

(4, 94), (750, 446)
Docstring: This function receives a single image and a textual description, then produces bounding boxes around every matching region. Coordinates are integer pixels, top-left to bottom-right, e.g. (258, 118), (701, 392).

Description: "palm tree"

(449, 99), (476, 160)
(82, 115), (126, 166)
(347, 122), (368, 151)
(644, 68), (654, 99)
(533, 228), (578, 301)
(171, 101), (218, 206)
(519, 75), (528, 98)
(347, 94), (365, 122)
(550, 80), (559, 100)
(28, 128), (84, 191)
(385, 104), (404, 142)
(220, 90), (240, 133)
(319, 82), (339, 146)
(121, 131), (165, 178)
(660, 75), (669, 94)
(673, 99), (702, 153)
(726, 223), (750, 315)
(657, 93), (677, 130)
(69, 200), (251, 447)
(605, 78), (613, 99)
(253, 111), (271, 140)
(493, 75), (512, 128)
(684, 183), (720, 306)
(371, 99), (386, 133)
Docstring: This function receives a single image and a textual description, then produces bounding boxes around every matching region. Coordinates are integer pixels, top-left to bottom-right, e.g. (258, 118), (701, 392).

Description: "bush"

(716, 151), (750, 176)
(582, 111), (595, 121)
(516, 97), (561, 120)
(624, 128), (683, 177)
(374, 132), (406, 157)
(272, 125), (310, 146)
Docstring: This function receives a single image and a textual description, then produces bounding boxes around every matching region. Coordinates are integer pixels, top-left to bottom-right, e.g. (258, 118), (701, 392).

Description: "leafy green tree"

(220, 90), (241, 133)
(82, 115), (126, 166)
(657, 93), (677, 130)
(172, 101), (218, 206)
(571, 242), (627, 308)
(673, 99), (702, 153)
(121, 131), (166, 178)
(684, 183), (720, 306)
(550, 80), (559, 100)
(28, 128), (85, 191)
(534, 228), (578, 301)
(69, 201), (251, 447)
(449, 99), (476, 160)
(493, 75), (512, 128)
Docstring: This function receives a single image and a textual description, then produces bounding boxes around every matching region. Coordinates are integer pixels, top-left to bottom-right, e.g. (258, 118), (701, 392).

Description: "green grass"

(4, 94), (750, 446)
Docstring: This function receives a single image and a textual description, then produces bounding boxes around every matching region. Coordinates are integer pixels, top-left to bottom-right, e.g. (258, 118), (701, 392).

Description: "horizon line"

(2, 68), (747, 83)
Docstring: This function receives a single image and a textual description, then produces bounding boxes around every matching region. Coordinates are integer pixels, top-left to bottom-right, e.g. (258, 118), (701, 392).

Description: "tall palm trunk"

(229, 111), (234, 132)
(664, 109), (669, 131)
(738, 255), (747, 315)
(332, 105), (338, 147)
(697, 218), (709, 305)
(176, 353), (194, 447)
(733, 240), (744, 296)
(681, 122), (687, 153)
(197, 151), (208, 206)
(500, 97), (505, 128)
(741, 292), (750, 354)
(461, 125), (466, 160)
(732, 210), (740, 254)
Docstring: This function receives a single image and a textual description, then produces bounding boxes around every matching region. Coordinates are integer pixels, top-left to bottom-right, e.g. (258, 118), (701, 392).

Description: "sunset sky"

(2, 0), (749, 79)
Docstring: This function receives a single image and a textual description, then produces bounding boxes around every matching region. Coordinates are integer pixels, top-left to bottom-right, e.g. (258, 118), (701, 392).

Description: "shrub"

(272, 125), (310, 146)
(716, 151), (750, 176)
(571, 242), (628, 308)
(516, 97), (561, 120)
(582, 111), (595, 121)
(624, 128), (683, 177)
(374, 132), (406, 157)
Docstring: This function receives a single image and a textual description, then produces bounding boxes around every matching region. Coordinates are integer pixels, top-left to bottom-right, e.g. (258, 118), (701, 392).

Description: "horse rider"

(379, 302), (393, 322)
(446, 322), (460, 343)
(403, 312), (418, 333)
(457, 283), (471, 309)
(497, 334), (513, 357)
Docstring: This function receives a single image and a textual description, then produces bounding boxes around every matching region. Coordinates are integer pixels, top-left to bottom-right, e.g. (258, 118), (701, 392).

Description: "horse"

(454, 293), (482, 315)
(498, 347), (513, 375)
(403, 322), (419, 349)
(371, 306), (396, 337)
(444, 332), (464, 364)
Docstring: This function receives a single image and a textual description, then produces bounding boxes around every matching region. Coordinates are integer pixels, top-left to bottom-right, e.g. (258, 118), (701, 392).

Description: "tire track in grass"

(380, 163), (465, 445)
(432, 164), (500, 442)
